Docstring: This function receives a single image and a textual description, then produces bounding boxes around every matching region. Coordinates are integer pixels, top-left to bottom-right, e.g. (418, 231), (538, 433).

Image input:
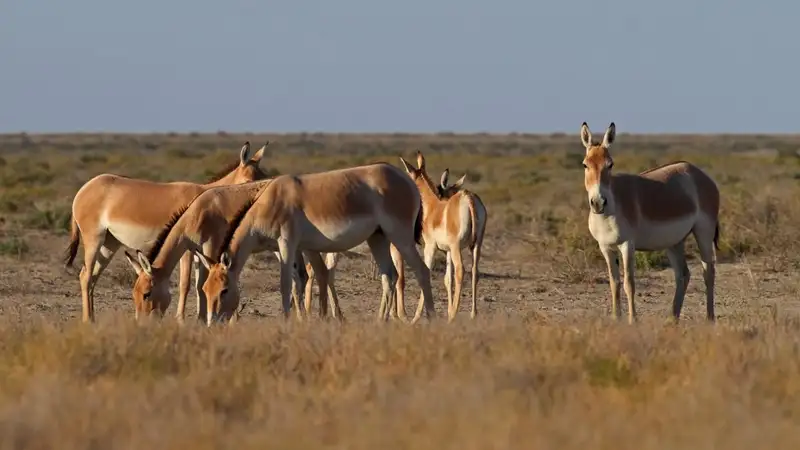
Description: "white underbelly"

(298, 216), (379, 252)
(633, 215), (696, 250)
(105, 220), (160, 250)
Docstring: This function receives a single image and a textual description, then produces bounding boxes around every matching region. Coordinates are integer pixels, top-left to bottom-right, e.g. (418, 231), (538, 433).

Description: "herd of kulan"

(63, 122), (720, 326)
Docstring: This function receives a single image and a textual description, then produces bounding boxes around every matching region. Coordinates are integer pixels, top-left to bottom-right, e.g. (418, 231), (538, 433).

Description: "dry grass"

(3, 131), (800, 448)
(0, 313), (799, 450)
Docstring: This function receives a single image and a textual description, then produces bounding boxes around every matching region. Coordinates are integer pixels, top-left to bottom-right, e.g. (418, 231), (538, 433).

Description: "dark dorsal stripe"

(147, 203), (192, 262)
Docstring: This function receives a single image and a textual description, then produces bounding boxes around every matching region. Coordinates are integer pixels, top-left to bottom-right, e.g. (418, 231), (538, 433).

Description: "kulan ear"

(399, 157), (415, 174)
(440, 168), (450, 188)
(602, 122), (616, 148)
(452, 173), (467, 189)
(135, 250), (153, 276)
(580, 122), (592, 149)
(238, 141), (252, 166)
(416, 150), (426, 171)
(220, 251), (232, 270)
(123, 251), (143, 276)
(195, 252), (213, 271)
(250, 141), (269, 164)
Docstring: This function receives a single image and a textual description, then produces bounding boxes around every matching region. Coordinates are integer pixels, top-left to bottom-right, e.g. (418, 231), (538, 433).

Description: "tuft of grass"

(584, 355), (636, 388)
(0, 235), (29, 258)
(635, 251), (671, 271)
(19, 204), (72, 232)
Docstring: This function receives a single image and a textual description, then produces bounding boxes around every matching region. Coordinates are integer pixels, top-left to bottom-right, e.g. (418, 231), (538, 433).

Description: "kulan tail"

(714, 223), (720, 251)
(64, 215), (80, 268)
(414, 203), (424, 245)
(466, 194), (478, 248)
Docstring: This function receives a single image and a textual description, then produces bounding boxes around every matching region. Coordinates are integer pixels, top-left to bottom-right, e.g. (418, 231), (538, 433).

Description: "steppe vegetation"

(1, 131), (800, 448)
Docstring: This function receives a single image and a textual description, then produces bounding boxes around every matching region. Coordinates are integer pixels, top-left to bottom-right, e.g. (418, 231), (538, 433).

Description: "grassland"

(1, 131), (800, 448)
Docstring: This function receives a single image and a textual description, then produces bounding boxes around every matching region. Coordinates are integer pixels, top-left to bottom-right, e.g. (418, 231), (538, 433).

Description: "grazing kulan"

(64, 142), (270, 323)
(123, 180), (314, 323)
(199, 162), (437, 325)
(397, 151), (488, 321)
(580, 122), (720, 323)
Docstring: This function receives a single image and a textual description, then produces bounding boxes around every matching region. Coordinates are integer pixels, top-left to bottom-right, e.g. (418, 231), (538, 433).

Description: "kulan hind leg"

(390, 244), (407, 321)
(80, 232), (121, 323)
(666, 240), (690, 321)
(693, 224), (717, 322)
(368, 233), (397, 322)
(388, 234), (435, 324)
(303, 251), (336, 320)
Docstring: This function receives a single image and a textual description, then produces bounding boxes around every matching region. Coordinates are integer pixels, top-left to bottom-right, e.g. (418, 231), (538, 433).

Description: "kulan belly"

(105, 220), (161, 250)
(298, 216), (379, 252)
(633, 214), (697, 251)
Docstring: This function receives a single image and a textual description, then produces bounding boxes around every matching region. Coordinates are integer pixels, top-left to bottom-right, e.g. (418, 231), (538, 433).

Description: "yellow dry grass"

(0, 313), (799, 450)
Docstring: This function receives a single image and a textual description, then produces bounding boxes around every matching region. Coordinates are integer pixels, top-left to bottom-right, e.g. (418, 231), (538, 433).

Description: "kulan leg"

(277, 238), (298, 319)
(414, 243), (436, 321)
(324, 253), (344, 320)
(80, 232), (120, 323)
(666, 240), (690, 321)
(368, 233), (397, 322)
(694, 226), (717, 322)
(176, 251), (193, 323)
(448, 247), (466, 322)
(390, 245), (407, 321)
(390, 237), (434, 324)
(193, 256), (209, 323)
(303, 261), (315, 318)
(470, 236), (483, 319)
(303, 251), (336, 320)
(293, 249), (309, 318)
(619, 242), (637, 324)
(444, 250), (453, 314)
(599, 245), (621, 320)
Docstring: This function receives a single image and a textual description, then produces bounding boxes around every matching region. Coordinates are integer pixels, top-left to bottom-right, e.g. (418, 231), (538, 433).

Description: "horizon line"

(3, 129), (800, 137)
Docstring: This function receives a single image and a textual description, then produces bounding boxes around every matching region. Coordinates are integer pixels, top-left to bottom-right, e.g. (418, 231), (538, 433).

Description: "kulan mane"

(205, 160), (242, 183)
(146, 203), (192, 262)
(215, 197), (258, 260)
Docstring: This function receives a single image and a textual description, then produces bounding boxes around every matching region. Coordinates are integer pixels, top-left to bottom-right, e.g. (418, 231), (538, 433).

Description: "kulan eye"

(582, 162), (588, 169)
(608, 162), (614, 169)
(143, 292), (151, 300)
(221, 288), (229, 295)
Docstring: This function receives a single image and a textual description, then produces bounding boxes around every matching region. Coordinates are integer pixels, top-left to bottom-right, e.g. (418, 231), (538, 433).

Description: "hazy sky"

(1, 0), (797, 133)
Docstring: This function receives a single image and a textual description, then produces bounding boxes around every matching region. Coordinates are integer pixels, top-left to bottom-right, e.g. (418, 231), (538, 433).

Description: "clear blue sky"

(1, 0), (797, 133)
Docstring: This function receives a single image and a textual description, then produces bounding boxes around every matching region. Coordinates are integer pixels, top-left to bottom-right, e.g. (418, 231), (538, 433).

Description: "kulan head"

(437, 168), (467, 199)
(580, 122), (616, 215)
(196, 251), (239, 326)
(123, 250), (170, 320)
(217, 141), (271, 184)
(399, 150), (439, 193)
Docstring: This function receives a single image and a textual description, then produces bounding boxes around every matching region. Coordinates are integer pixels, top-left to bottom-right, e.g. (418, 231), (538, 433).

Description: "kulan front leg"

(176, 251), (193, 323)
(599, 245), (621, 320)
(619, 241), (637, 324)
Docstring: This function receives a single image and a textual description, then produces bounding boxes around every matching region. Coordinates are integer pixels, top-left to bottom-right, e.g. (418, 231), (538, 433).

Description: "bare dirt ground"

(1, 228), (791, 326)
